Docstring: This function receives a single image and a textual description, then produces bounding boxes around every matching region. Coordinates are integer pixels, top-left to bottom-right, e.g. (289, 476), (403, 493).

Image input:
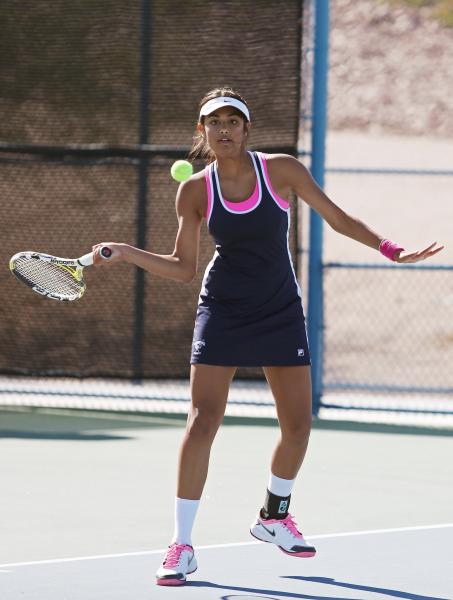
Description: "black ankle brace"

(261, 489), (291, 520)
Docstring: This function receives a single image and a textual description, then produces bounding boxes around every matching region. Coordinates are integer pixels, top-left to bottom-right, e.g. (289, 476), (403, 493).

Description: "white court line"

(1, 522), (452, 569)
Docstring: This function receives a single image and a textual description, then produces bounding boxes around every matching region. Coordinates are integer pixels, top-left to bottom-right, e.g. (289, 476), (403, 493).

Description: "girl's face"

(200, 106), (250, 156)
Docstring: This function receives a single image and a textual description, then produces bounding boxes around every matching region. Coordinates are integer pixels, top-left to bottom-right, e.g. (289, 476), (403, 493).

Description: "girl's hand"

(394, 242), (444, 264)
(92, 243), (127, 266)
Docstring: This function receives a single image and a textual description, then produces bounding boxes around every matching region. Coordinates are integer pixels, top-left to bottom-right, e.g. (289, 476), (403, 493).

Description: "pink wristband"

(379, 239), (405, 261)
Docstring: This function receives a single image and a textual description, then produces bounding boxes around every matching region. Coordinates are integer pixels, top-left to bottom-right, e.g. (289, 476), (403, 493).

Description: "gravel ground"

(329, 0), (453, 137)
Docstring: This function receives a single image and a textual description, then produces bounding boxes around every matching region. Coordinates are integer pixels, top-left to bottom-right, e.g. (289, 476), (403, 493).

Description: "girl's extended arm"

(279, 155), (443, 263)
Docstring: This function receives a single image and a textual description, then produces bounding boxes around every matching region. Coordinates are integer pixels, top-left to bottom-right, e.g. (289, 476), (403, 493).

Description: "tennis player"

(93, 88), (443, 586)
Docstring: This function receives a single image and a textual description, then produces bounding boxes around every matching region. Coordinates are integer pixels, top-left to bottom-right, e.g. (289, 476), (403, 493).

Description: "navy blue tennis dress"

(190, 151), (311, 367)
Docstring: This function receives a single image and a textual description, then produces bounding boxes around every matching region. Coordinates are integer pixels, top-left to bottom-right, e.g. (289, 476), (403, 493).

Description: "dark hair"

(188, 87), (250, 164)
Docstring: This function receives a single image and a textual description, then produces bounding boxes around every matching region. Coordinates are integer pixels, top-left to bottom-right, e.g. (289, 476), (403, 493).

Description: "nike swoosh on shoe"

(260, 522), (276, 536)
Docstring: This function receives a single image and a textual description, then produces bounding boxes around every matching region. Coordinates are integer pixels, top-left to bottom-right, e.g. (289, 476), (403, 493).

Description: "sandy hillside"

(329, 0), (453, 138)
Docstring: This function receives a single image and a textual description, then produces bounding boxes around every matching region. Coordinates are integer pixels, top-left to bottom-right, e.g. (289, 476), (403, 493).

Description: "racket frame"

(10, 251), (95, 301)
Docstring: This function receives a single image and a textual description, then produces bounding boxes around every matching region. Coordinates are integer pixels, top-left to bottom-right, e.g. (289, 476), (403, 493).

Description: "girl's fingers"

(415, 243), (436, 257)
(92, 244), (107, 265)
(400, 245), (444, 263)
(424, 241), (437, 250)
(398, 243), (444, 263)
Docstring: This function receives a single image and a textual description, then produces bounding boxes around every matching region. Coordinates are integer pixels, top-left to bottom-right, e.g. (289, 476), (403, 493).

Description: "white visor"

(199, 97), (250, 122)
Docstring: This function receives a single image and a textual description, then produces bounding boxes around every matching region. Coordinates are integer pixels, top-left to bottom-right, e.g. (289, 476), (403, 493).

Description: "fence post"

(307, 0), (329, 415)
(134, 0), (151, 379)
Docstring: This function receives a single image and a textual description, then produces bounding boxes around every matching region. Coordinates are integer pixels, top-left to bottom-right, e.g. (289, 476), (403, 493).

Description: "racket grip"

(78, 246), (113, 267)
(78, 252), (95, 266)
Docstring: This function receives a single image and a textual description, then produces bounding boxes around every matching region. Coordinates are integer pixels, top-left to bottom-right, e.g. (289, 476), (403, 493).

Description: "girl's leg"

(263, 365), (312, 479)
(156, 364), (236, 586)
(249, 365), (315, 558)
(177, 364), (237, 499)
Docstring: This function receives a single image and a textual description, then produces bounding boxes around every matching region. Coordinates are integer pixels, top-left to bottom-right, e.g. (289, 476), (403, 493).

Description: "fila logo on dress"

(193, 340), (206, 355)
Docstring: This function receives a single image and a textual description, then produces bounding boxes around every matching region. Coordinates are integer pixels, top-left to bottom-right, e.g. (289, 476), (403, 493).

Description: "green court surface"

(1, 408), (452, 567)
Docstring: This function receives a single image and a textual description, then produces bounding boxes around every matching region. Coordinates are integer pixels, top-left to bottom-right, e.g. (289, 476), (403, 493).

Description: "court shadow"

(187, 579), (357, 599)
(282, 576), (449, 600)
(186, 575), (450, 600)
(0, 408), (185, 441)
(221, 416), (453, 438)
(310, 419), (453, 438)
(0, 429), (131, 440)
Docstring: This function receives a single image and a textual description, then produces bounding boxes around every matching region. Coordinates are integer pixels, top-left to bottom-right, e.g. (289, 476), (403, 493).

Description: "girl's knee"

(281, 416), (312, 445)
(186, 406), (223, 440)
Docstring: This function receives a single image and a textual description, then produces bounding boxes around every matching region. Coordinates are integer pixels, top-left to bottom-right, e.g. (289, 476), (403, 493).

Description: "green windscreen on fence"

(0, 0), (303, 378)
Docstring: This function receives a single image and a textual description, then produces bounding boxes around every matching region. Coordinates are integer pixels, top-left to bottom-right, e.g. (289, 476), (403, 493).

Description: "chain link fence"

(320, 164), (453, 422)
(0, 0), (303, 381)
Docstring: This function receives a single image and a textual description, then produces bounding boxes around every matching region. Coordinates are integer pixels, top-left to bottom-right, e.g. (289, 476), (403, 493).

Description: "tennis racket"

(9, 246), (112, 301)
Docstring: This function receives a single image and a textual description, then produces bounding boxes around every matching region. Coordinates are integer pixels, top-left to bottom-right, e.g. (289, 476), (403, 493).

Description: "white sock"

(268, 473), (295, 497)
(172, 497), (200, 546)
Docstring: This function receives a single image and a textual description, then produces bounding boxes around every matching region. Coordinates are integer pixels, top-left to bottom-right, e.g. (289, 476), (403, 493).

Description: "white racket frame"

(9, 247), (110, 301)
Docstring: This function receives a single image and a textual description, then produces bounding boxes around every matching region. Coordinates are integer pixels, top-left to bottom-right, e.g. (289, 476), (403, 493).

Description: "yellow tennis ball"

(171, 160), (193, 182)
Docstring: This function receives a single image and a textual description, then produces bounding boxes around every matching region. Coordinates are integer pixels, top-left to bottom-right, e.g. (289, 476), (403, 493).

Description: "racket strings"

(13, 257), (83, 296)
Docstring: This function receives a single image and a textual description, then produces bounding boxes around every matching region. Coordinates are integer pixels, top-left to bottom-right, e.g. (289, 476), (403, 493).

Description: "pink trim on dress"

(259, 153), (290, 210)
(204, 165), (213, 220)
(223, 180), (259, 213)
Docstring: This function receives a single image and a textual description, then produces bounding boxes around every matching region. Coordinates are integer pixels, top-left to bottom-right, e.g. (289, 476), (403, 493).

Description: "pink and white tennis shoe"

(156, 542), (197, 586)
(250, 513), (316, 557)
